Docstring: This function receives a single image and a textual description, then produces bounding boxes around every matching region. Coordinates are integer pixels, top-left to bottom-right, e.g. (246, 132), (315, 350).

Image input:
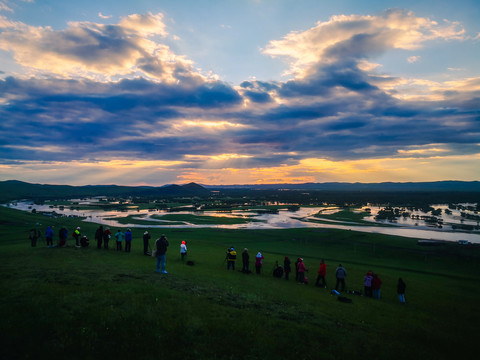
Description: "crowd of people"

(30, 225), (156, 254)
(29, 225), (407, 303)
(226, 247), (407, 303)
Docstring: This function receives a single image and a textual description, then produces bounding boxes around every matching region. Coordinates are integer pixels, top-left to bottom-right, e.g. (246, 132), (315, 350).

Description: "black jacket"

(155, 236), (169, 255)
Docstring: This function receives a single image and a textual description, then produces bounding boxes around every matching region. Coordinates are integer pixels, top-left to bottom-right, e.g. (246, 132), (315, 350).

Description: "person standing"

(95, 225), (104, 249)
(283, 256), (291, 280)
(155, 234), (169, 274)
(58, 227), (67, 247)
(143, 231), (151, 255)
(372, 273), (382, 299)
(29, 228), (40, 247)
(255, 252), (264, 274)
(124, 228), (132, 253)
(397, 278), (406, 304)
(226, 247), (237, 270)
(241, 248), (250, 273)
(335, 264), (347, 292)
(180, 241), (187, 261)
(103, 227), (111, 249)
(73, 227), (81, 248)
(45, 226), (54, 247)
(297, 258), (307, 284)
(115, 229), (124, 251)
(364, 271), (374, 297)
(315, 259), (327, 288)
(295, 257), (301, 281)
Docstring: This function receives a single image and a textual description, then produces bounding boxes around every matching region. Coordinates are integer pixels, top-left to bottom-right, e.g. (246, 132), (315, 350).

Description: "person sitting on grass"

(80, 235), (89, 247)
(273, 261), (284, 278)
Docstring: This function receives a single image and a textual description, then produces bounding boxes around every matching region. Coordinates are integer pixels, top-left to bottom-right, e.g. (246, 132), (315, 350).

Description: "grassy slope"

(0, 206), (479, 360)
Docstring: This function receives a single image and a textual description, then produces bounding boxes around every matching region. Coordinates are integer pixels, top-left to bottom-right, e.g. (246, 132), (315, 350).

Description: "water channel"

(4, 201), (480, 244)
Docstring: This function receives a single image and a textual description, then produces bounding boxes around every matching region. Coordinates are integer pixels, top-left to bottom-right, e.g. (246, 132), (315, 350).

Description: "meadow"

(0, 205), (479, 360)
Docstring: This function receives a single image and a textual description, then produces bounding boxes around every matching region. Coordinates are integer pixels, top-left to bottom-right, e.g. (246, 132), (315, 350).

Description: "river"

(3, 201), (480, 244)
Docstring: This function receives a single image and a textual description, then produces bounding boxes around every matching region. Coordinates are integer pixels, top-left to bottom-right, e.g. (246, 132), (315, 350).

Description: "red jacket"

(318, 263), (326, 276)
(297, 261), (306, 273)
(372, 276), (382, 289)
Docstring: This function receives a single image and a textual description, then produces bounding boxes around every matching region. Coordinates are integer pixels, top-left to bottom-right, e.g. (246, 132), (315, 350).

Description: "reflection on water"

(4, 201), (480, 244)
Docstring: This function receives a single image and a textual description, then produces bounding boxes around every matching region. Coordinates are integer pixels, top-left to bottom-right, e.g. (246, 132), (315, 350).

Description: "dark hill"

(0, 180), (210, 202)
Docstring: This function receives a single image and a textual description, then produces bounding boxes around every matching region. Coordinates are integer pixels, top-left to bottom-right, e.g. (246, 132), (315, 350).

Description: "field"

(1, 205), (479, 360)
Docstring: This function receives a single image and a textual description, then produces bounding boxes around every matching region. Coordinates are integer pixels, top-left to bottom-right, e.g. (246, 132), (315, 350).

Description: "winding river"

(4, 201), (480, 244)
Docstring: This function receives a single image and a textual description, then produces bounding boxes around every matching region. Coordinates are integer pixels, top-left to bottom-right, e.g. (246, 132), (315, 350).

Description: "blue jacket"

(45, 226), (54, 239)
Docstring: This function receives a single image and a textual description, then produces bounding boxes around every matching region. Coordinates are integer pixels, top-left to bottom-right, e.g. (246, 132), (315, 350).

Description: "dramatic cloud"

(0, 9), (478, 185)
(263, 9), (465, 78)
(0, 12), (204, 83)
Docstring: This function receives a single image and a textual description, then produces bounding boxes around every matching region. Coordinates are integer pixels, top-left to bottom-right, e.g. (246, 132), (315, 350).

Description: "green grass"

(0, 205), (479, 359)
(104, 214), (183, 225)
(312, 208), (386, 226)
(151, 213), (262, 225)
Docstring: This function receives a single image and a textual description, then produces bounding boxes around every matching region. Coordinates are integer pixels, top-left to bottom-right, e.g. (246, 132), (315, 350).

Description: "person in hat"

(180, 241), (187, 261)
(103, 227), (111, 249)
(143, 231), (151, 255)
(73, 227), (81, 248)
(297, 258), (307, 284)
(226, 247), (237, 270)
(255, 252), (264, 274)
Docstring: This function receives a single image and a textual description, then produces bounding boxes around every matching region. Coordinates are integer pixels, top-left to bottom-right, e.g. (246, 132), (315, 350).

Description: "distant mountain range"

(0, 180), (478, 203)
(204, 181), (480, 192)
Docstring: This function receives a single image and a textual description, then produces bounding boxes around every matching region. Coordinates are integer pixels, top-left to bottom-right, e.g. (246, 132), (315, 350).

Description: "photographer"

(226, 247), (237, 270)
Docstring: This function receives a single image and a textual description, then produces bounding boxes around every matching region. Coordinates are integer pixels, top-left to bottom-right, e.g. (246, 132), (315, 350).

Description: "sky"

(0, 0), (479, 186)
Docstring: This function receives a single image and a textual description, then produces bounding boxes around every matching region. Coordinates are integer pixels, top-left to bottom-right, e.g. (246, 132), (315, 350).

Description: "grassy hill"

(0, 205), (479, 359)
(0, 180), (211, 203)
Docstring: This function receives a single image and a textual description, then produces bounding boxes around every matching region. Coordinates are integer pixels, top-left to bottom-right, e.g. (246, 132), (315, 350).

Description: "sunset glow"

(0, 0), (479, 185)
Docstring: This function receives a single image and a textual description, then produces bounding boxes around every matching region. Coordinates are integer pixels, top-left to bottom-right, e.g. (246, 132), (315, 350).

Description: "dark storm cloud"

(1, 66), (478, 168)
(0, 9), (478, 174)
